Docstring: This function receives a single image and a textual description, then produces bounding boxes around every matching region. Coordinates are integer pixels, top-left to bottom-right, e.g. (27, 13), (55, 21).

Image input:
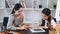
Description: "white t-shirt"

(45, 20), (48, 27)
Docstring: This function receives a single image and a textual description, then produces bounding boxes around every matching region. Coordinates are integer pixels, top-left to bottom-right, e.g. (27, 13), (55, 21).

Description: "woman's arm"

(7, 15), (18, 30)
(7, 15), (26, 30)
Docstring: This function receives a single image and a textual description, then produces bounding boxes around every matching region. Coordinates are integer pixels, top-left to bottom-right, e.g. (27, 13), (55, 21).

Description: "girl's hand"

(41, 26), (48, 29)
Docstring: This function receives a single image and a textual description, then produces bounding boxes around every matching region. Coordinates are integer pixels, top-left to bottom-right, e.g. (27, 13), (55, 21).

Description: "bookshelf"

(0, 0), (57, 23)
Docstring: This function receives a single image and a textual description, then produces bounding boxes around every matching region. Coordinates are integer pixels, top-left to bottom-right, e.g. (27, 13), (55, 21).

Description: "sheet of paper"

(30, 28), (45, 33)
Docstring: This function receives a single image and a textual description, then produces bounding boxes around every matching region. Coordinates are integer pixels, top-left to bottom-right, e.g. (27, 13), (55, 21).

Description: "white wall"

(0, 0), (5, 8)
(0, 0), (57, 23)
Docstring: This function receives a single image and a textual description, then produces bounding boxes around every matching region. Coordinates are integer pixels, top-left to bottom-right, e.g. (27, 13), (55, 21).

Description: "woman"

(7, 3), (28, 30)
(41, 8), (57, 34)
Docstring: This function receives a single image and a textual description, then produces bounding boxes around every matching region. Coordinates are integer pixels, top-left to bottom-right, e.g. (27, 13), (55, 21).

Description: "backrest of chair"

(53, 18), (57, 22)
(3, 17), (9, 27)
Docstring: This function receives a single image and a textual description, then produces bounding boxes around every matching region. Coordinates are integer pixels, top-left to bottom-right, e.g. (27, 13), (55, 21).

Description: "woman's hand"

(17, 25), (26, 30)
(18, 24), (30, 30)
(19, 23), (30, 28)
(24, 24), (30, 28)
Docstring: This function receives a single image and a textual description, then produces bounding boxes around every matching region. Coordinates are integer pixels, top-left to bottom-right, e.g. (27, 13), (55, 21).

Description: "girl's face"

(14, 8), (23, 16)
(42, 13), (49, 20)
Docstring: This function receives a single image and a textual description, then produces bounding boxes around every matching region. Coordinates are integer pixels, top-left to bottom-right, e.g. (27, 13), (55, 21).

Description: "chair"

(0, 17), (9, 32)
(2, 17), (9, 31)
(3, 17), (9, 28)
(53, 18), (57, 22)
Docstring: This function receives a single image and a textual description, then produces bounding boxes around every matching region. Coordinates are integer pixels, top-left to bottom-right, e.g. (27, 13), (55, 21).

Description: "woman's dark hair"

(11, 3), (23, 14)
(42, 8), (51, 16)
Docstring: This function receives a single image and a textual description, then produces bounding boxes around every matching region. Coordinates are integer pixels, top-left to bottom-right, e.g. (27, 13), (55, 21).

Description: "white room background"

(0, 0), (57, 24)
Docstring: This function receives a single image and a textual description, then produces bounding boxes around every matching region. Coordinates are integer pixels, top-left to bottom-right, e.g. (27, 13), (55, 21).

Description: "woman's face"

(42, 13), (49, 20)
(14, 8), (23, 16)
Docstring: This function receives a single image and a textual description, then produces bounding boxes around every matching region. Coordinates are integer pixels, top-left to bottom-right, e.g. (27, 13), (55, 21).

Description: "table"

(0, 29), (46, 34)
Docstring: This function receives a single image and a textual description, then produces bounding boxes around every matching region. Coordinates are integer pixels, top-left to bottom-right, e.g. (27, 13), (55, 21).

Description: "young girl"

(41, 8), (57, 34)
